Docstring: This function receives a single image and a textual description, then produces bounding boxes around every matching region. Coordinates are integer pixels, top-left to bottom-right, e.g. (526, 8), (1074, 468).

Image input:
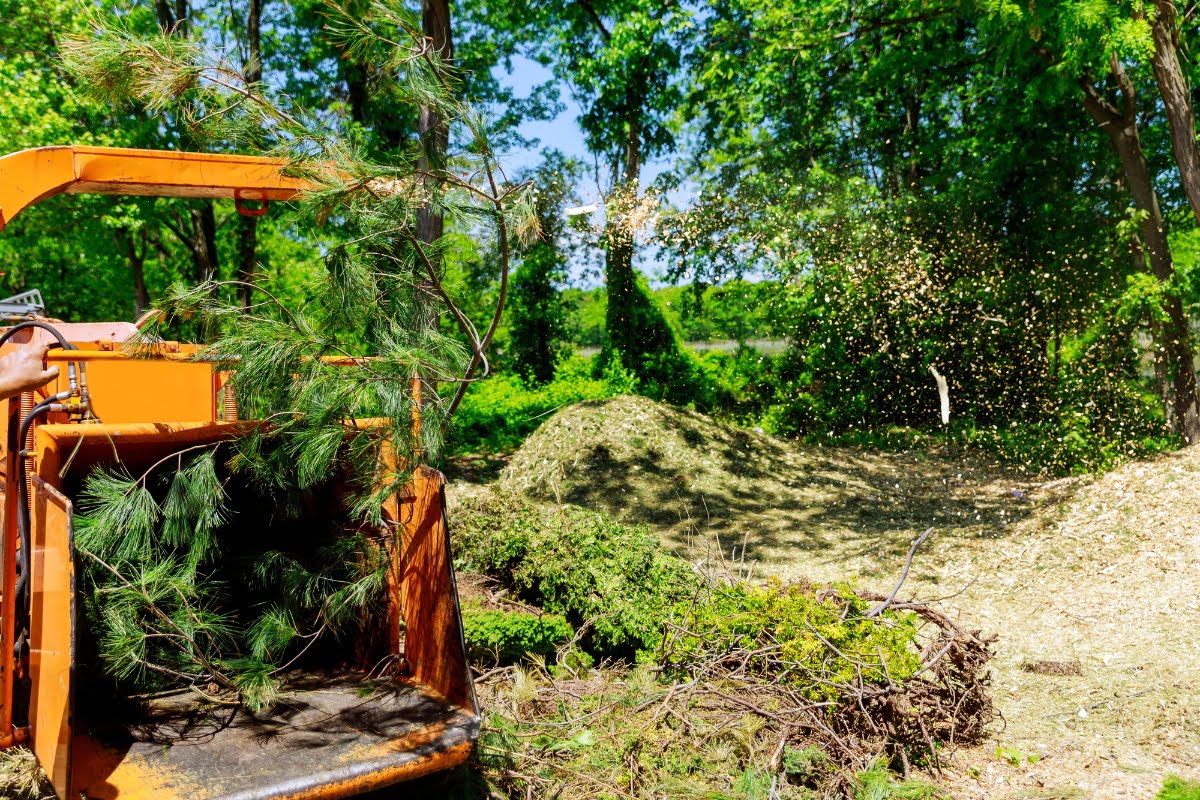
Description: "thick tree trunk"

(1081, 57), (1200, 443)
(1150, 0), (1200, 225)
(189, 204), (220, 284)
(417, 0), (453, 251)
(236, 0), (263, 309)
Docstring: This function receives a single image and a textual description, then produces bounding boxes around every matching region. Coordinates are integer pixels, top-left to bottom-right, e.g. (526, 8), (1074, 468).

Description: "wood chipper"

(0, 146), (479, 799)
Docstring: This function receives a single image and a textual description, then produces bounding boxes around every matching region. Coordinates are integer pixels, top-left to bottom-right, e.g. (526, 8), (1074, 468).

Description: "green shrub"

(660, 580), (922, 702)
(798, 411), (1177, 476)
(452, 492), (698, 659)
(449, 355), (637, 455)
(462, 609), (572, 666)
(696, 346), (788, 425)
(1158, 776), (1200, 800)
(951, 416), (1178, 475)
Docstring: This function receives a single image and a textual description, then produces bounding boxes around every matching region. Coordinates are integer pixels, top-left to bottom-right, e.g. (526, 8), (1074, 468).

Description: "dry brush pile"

(451, 492), (996, 799)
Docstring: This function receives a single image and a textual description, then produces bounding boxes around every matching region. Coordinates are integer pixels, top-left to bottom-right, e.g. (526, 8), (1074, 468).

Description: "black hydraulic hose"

(0, 320), (73, 351)
(12, 395), (67, 664)
(0, 321), (79, 670)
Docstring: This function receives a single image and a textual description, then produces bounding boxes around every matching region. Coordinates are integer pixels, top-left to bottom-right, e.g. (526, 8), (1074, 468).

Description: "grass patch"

(1159, 775), (1200, 800)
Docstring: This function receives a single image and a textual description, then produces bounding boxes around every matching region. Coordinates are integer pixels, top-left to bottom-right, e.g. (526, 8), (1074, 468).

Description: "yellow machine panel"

(46, 353), (218, 424)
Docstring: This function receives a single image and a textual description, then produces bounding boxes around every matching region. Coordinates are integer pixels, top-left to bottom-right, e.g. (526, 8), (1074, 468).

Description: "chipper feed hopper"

(0, 146), (479, 799)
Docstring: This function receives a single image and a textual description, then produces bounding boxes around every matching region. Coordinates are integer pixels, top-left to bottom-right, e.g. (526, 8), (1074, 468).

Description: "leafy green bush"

(696, 346), (788, 425)
(452, 492), (698, 659)
(951, 416), (1177, 475)
(806, 415), (1178, 476)
(462, 609), (572, 666)
(449, 355), (637, 455)
(1158, 776), (1200, 800)
(661, 580), (922, 702)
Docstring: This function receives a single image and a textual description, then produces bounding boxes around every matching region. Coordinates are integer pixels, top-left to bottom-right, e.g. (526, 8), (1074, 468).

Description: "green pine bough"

(57, 0), (538, 710)
(75, 448), (390, 710)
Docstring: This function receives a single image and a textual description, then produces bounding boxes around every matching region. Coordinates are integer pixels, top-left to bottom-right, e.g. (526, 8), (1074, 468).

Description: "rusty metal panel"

(70, 673), (478, 800)
(399, 469), (477, 713)
(28, 477), (74, 798)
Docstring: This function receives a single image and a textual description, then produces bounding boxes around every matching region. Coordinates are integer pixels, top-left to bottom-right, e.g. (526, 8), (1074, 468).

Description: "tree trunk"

(417, 0), (453, 251)
(414, 0), (454, 395)
(155, 0), (189, 33)
(604, 104), (643, 368)
(1150, 0), (1200, 225)
(236, 0), (264, 309)
(118, 228), (150, 319)
(903, 94), (922, 191)
(1081, 56), (1200, 443)
(190, 204), (219, 284)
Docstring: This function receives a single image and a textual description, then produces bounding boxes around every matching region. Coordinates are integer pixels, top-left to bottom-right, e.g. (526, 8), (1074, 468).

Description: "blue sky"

(493, 56), (689, 286)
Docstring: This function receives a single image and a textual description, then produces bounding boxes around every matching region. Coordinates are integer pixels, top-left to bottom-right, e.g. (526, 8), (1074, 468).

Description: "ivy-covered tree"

(507, 151), (581, 384)
(478, 0), (698, 399)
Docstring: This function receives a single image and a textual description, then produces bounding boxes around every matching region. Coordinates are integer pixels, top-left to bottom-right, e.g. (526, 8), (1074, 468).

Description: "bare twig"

(866, 527), (934, 617)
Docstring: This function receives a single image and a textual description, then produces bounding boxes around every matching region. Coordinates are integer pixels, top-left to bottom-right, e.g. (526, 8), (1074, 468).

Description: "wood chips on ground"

(467, 395), (1200, 798)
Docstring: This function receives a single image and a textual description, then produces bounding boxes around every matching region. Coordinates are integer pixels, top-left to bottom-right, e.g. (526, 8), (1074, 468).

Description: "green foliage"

(462, 609), (572, 665)
(61, 1), (539, 521)
(851, 758), (948, 800)
(696, 347), (789, 426)
(660, 580), (922, 703)
(1158, 775), (1200, 800)
(563, 287), (608, 348)
(75, 451), (388, 710)
(450, 355), (637, 454)
(507, 151), (583, 384)
(656, 281), (786, 344)
(600, 264), (704, 406)
(452, 492), (698, 659)
(994, 746), (1039, 768)
(782, 746), (830, 783)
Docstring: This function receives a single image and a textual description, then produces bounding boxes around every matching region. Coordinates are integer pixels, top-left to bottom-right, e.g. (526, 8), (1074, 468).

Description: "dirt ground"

(463, 396), (1200, 799)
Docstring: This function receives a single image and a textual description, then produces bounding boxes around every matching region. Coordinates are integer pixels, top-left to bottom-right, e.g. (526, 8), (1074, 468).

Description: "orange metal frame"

(0, 145), (307, 233)
(0, 144), (308, 755)
(0, 147), (478, 799)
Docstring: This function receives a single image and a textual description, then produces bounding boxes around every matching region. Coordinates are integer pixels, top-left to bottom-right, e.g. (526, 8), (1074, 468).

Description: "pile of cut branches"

(470, 578), (994, 799)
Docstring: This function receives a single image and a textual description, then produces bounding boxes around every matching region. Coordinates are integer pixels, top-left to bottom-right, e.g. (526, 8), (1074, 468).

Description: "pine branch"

(80, 548), (239, 693)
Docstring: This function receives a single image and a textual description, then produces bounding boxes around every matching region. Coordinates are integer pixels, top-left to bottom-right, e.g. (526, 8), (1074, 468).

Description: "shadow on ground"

(500, 395), (1043, 580)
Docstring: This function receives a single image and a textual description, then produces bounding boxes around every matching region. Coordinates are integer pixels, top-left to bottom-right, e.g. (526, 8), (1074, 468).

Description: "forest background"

(4, 0), (1200, 476)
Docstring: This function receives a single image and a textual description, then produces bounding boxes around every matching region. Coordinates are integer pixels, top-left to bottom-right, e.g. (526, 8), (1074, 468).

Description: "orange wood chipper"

(0, 146), (479, 799)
